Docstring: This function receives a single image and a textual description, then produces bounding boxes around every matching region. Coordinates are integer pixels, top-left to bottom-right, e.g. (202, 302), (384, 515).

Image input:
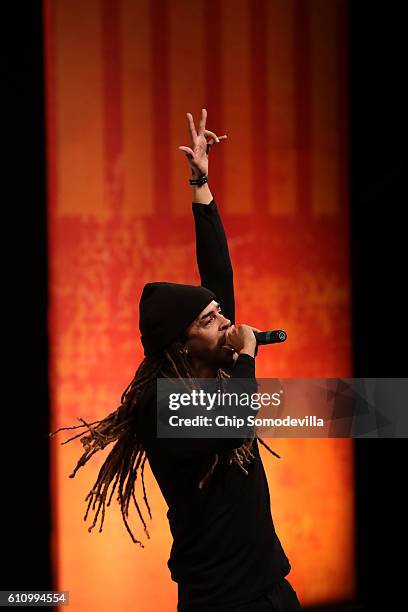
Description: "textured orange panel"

(54, 0), (105, 219)
(44, 0), (353, 609)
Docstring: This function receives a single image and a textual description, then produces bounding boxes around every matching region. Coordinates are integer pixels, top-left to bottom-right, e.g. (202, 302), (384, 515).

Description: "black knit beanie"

(139, 282), (216, 357)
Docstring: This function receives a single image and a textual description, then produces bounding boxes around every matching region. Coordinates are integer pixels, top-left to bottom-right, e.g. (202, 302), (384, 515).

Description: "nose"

(219, 314), (231, 330)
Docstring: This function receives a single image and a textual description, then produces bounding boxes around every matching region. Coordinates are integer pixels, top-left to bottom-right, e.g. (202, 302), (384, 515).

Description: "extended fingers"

(186, 113), (197, 142)
(198, 108), (207, 135)
(186, 108), (227, 144)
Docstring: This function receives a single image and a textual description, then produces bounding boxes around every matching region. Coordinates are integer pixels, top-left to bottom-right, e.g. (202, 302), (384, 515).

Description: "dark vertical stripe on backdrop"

(293, 0), (311, 221)
(102, 0), (123, 221)
(250, 0), (268, 217)
(151, 0), (172, 217)
(203, 1), (225, 206)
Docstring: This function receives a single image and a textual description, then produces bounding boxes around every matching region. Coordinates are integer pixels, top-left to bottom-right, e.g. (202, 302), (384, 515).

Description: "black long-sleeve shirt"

(136, 200), (291, 610)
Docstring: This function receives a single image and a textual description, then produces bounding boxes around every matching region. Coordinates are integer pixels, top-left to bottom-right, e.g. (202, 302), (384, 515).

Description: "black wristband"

(189, 174), (208, 186)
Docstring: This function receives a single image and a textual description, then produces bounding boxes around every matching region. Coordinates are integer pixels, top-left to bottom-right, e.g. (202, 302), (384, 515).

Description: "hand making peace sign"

(178, 108), (227, 178)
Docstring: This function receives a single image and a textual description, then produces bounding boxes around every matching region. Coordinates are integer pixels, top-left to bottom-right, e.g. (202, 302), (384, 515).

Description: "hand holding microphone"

(225, 325), (287, 358)
(224, 324), (260, 358)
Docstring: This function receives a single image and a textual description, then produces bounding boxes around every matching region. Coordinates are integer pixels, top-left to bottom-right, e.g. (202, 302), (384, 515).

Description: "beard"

(215, 344), (238, 367)
(188, 342), (238, 374)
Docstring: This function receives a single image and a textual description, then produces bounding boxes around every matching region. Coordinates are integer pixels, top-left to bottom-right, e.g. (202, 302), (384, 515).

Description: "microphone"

(254, 330), (287, 345)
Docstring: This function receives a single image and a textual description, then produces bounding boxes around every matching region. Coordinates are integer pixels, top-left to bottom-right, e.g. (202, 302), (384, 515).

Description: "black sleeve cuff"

(192, 199), (216, 209)
(230, 353), (256, 379)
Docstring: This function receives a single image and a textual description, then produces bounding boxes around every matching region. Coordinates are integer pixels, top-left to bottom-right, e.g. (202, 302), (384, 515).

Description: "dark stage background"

(3, 1), (406, 610)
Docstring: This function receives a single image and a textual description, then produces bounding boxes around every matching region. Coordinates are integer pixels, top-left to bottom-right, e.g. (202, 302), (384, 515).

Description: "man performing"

(53, 109), (302, 611)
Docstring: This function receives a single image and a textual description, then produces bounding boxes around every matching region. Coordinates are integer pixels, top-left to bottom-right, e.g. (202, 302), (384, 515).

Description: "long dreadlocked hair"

(50, 334), (281, 547)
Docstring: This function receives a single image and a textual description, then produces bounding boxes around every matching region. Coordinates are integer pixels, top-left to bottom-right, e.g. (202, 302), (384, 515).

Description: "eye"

(203, 307), (223, 326)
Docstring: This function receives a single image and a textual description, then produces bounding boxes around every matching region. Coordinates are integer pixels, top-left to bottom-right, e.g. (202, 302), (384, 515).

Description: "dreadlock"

(49, 335), (280, 547)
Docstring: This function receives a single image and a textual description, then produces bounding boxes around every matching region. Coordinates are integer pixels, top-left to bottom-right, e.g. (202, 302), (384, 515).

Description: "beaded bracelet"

(189, 174), (208, 186)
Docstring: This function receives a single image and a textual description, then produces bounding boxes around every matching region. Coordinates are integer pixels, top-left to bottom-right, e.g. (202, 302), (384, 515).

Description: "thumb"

(178, 146), (194, 160)
(225, 324), (235, 339)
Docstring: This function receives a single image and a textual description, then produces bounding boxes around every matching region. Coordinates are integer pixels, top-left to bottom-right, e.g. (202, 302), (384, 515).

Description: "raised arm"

(178, 109), (235, 324)
(192, 200), (235, 325)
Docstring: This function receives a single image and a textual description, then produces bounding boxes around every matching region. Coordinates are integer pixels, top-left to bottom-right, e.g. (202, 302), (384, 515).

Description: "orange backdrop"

(44, 0), (353, 610)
